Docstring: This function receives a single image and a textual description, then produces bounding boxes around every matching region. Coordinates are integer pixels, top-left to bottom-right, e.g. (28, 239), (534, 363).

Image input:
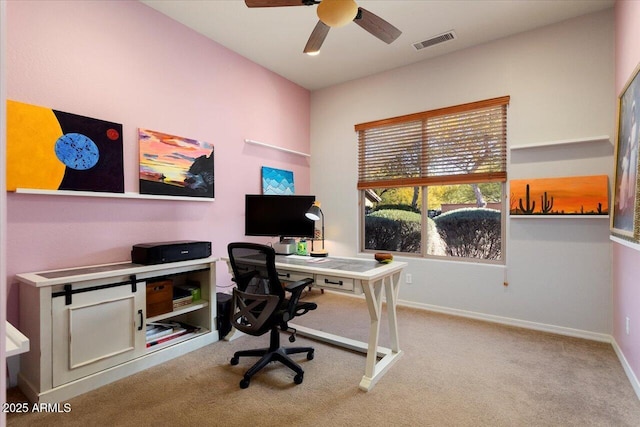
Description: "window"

(356, 96), (509, 263)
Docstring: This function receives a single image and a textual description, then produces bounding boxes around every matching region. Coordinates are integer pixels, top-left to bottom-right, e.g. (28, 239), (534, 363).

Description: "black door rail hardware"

(51, 268), (210, 305)
(52, 274), (140, 305)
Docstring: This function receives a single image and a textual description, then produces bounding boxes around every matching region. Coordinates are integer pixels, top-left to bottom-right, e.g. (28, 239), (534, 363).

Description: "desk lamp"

(305, 201), (328, 257)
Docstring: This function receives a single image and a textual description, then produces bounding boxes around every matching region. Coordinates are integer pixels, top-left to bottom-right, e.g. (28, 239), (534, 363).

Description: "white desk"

(6, 322), (30, 357)
(6, 322), (30, 387)
(228, 254), (407, 391)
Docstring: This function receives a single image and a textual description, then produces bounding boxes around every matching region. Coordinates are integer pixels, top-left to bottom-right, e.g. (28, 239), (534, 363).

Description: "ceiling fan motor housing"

(317, 0), (358, 27)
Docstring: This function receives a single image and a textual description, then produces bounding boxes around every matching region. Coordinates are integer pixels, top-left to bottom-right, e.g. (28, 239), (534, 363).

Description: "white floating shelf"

(510, 135), (610, 151)
(244, 139), (310, 158)
(611, 235), (640, 251)
(14, 188), (214, 202)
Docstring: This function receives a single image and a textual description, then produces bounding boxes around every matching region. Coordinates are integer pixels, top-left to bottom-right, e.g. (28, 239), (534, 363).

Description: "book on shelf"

(173, 295), (193, 310)
(146, 324), (174, 341)
(146, 321), (201, 348)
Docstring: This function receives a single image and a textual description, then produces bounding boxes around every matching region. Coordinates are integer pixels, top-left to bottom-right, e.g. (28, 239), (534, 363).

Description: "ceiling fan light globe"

(317, 0), (358, 28)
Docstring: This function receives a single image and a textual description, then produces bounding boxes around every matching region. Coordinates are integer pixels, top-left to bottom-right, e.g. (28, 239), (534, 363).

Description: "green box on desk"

(177, 283), (201, 302)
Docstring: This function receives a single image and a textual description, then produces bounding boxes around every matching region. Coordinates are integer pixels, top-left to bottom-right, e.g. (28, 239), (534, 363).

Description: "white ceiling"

(140, 0), (613, 91)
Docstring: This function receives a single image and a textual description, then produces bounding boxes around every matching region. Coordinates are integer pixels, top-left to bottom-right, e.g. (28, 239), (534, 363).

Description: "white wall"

(310, 9), (615, 337)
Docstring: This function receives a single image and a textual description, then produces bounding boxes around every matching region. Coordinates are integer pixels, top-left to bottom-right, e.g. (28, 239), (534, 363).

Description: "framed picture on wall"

(612, 63), (640, 239)
(510, 175), (608, 217)
(139, 128), (214, 199)
(6, 100), (125, 194)
(261, 166), (294, 195)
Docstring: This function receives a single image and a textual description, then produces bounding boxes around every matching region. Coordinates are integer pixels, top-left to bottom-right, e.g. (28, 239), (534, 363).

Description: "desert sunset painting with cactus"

(510, 175), (608, 216)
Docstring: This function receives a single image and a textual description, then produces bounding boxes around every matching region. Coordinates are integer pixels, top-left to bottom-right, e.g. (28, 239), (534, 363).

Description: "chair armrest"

(282, 278), (314, 322)
(284, 278), (314, 293)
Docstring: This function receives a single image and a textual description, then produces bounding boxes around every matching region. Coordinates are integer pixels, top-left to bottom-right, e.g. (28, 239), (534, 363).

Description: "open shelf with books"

(145, 324), (210, 352)
(144, 268), (213, 355)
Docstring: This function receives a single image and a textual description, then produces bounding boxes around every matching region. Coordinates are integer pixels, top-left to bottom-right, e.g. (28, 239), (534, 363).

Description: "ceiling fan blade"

(245, 0), (317, 7)
(354, 7), (402, 44)
(304, 21), (330, 54)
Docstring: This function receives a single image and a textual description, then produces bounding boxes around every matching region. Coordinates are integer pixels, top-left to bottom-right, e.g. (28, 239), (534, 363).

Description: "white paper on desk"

(286, 255), (309, 260)
(284, 255), (330, 263)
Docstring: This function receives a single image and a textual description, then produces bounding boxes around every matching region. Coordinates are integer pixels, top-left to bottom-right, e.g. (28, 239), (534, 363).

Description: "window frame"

(359, 184), (506, 265)
(356, 97), (509, 265)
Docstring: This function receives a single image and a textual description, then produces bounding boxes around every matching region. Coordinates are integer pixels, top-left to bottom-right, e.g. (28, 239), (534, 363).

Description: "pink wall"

(614, 0), (640, 389)
(5, 1), (310, 324)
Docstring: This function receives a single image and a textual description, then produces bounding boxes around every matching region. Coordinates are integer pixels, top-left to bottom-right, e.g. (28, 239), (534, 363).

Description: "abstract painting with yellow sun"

(139, 128), (214, 199)
(7, 100), (124, 193)
(510, 175), (608, 216)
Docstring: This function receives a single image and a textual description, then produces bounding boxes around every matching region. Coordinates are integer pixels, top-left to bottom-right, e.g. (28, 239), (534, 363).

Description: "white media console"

(15, 257), (219, 403)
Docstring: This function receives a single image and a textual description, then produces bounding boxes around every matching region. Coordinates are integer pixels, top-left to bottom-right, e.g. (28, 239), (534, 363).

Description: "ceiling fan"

(244, 0), (402, 55)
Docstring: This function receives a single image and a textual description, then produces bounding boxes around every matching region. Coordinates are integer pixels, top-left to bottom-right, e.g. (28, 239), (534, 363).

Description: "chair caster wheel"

(289, 334), (296, 343)
(240, 378), (250, 389)
(307, 351), (314, 361)
(294, 373), (304, 385)
(230, 357), (239, 366)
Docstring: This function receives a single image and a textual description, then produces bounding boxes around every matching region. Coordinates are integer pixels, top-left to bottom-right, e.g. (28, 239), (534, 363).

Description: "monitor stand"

(274, 238), (296, 255)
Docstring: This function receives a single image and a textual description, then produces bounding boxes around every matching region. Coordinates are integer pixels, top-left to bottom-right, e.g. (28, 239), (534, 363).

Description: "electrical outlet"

(626, 317), (630, 335)
(405, 273), (412, 284)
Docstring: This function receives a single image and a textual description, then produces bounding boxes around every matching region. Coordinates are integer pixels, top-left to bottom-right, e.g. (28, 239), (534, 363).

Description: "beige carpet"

(7, 290), (640, 426)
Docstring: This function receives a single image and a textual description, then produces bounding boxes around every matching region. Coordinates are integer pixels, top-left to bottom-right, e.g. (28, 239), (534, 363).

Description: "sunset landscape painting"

(510, 175), (608, 216)
(139, 128), (214, 199)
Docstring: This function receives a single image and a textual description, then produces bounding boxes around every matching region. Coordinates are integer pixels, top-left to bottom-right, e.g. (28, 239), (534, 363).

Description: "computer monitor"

(245, 194), (316, 240)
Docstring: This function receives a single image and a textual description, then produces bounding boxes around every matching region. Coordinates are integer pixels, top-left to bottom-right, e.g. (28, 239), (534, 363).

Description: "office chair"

(227, 242), (317, 388)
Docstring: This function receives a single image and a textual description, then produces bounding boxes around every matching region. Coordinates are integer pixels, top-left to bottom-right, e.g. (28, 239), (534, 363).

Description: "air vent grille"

(413, 31), (457, 51)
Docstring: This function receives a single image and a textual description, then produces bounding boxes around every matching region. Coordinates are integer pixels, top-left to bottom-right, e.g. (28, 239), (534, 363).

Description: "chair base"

(230, 329), (314, 388)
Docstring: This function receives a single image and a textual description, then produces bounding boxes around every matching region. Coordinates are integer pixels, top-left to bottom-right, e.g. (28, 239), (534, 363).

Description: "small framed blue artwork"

(262, 167), (294, 195)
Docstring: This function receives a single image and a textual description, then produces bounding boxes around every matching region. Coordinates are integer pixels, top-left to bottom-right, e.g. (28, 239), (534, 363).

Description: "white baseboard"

(612, 338), (640, 401)
(398, 299), (612, 342)
(325, 290), (610, 342)
(321, 290), (639, 400)
(398, 299), (640, 401)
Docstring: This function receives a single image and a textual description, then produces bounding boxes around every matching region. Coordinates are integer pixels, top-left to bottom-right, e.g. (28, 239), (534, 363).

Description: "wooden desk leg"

(358, 272), (403, 391)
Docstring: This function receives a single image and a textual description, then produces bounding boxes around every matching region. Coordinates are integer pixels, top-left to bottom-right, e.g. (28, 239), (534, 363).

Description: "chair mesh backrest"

(227, 243), (285, 301)
(228, 243), (285, 336)
(230, 288), (279, 335)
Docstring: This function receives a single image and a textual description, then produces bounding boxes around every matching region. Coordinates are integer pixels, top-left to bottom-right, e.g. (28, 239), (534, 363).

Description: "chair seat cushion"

(276, 300), (317, 321)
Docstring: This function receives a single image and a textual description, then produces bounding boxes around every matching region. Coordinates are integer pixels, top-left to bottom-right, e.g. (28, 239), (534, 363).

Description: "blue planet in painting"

(54, 132), (99, 170)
